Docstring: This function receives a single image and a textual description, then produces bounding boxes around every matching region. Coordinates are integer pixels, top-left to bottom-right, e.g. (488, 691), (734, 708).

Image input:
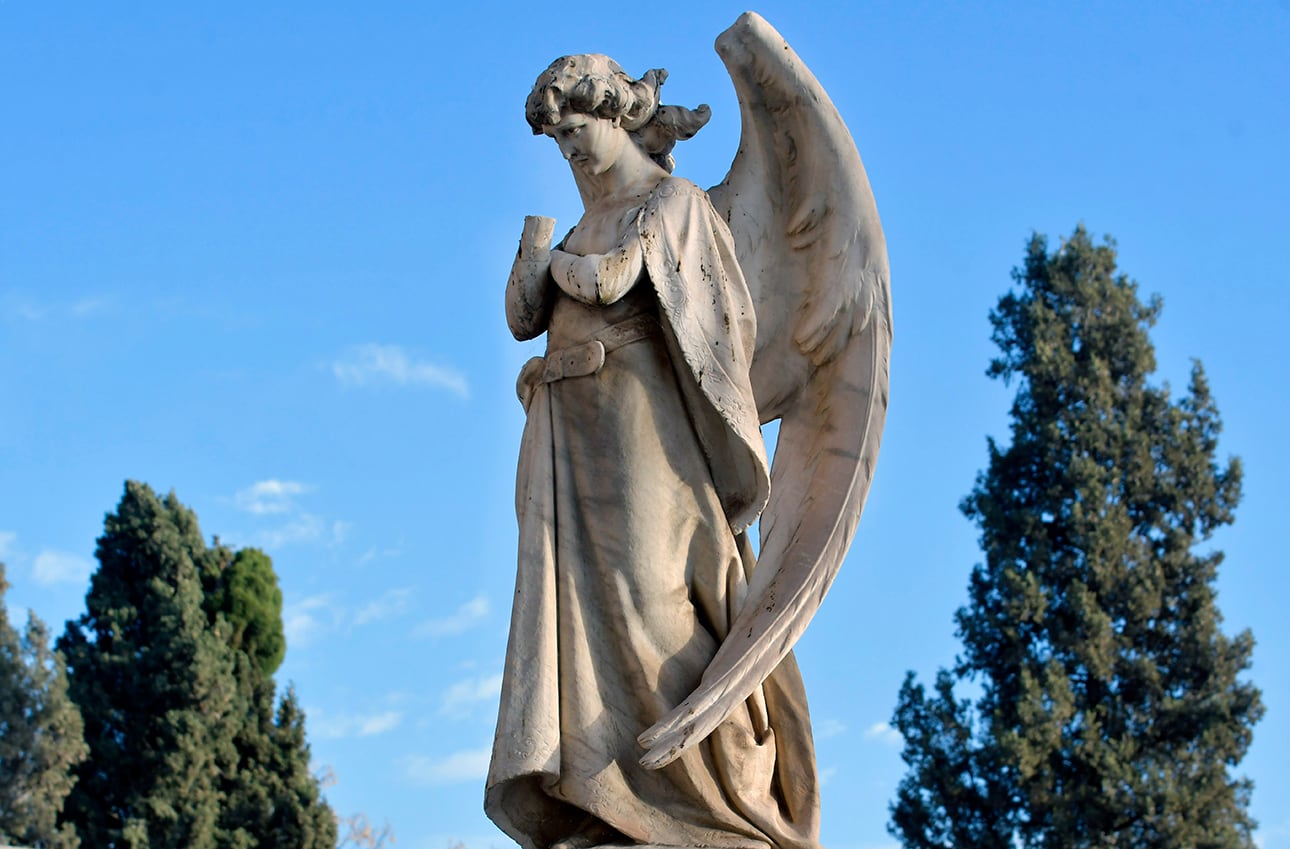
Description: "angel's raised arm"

(506, 215), (556, 341)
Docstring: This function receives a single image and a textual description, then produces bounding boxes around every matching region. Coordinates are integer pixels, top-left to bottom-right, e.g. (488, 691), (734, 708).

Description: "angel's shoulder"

(649, 176), (708, 201)
(642, 177), (714, 223)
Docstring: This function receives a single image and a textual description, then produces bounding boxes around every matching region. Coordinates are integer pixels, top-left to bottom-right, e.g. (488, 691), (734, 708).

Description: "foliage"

(0, 563), (88, 849)
(265, 689), (340, 849)
(205, 547), (286, 678)
(59, 482), (238, 848)
(58, 481), (335, 849)
(889, 227), (1263, 849)
(218, 674), (338, 849)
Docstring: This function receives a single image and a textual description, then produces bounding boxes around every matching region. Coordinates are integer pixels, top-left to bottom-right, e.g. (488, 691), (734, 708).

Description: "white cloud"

(231, 480), (347, 550)
(0, 531), (16, 559)
(4, 297), (45, 320)
(441, 673), (504, 717)
(413, 595), (489, 638)
(815, 718), (847, 739)
(284, 588), (423, 650)
(332, 344), (468, 397)
(69, 296), (111, 317)
(358, 544), (404, 564)
(284, 594), (343, 648)
(32, 549), (94, 586)
(354, 587), (414, 626)
(235, 479), (313, 515)
(312, 709), (405, 740)
(258, 514), (327, 548)
(254, 515), (347, 550)
(862, 721), (903, 747)
(2, 292), (112, 321)
(819, 766), (838, 787)
(360, 711), (404, 736)
(403, 747), (491, 785)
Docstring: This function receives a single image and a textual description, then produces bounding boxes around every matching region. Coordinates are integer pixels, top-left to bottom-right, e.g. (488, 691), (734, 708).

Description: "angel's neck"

(573, 148), (668, 209)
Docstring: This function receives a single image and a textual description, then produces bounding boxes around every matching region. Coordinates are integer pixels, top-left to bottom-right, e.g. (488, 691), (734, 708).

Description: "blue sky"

(2, 3), (1287, 848)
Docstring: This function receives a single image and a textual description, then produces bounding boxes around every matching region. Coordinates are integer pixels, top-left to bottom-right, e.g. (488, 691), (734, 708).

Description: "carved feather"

(639, 11), (892, 768)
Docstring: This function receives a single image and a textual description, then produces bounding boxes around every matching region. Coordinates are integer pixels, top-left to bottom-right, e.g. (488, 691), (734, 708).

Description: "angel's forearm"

(506, 257), (554, 341)
(550, 239), (644, 306)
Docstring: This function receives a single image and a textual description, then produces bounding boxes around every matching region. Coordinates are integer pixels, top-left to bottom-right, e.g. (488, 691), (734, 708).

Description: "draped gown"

(486, 177), (821, 849)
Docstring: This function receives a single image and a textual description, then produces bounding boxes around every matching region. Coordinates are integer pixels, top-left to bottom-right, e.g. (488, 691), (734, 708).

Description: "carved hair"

(526, 54), (710, 173)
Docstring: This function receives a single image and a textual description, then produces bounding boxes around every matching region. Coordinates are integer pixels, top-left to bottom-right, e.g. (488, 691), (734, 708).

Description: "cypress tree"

(206, 548), (286, 679)
(59, 482), (337, 848)
(264, 688), (338, 849)
(0, 563), (87, 849)
(208, 548), (335, 849)
(59, 482), (238, 849)
(890, 227), (1263, 849)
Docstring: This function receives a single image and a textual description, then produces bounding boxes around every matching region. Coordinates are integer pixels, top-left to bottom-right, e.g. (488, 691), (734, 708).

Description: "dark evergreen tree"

(199, 539), (334, 849)
(264, 688), (339, 849)
(60, 481), (336, 848)
(216, 658), (338, 849)
(890, 227), (1263, 849)
(0, 563), (87, 849)
(204, 547), (286, 679)
(59, 482), (238, 849)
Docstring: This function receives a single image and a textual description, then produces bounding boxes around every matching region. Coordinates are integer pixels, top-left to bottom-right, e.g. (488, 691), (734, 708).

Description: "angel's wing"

(638, 11), (891, 769)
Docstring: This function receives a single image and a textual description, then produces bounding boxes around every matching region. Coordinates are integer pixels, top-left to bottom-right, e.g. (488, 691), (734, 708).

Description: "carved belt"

(516, 314), (659, 409)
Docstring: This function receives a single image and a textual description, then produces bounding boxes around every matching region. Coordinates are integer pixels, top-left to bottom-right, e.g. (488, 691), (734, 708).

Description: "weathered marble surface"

(488, 13), (891, 849)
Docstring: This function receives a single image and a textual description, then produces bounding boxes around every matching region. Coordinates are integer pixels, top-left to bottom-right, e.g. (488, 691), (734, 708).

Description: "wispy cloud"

(332, 344), (468, 397)
(3, 295), (45, 321)
(815, 718), (847, 740)
(441, 673), (504, 717)
(403, 747), (491, 785)
(32, 549), (94, 586)
(312, 709), (405, 740)
(284, 594), (344, 648)
(230, 479), (348, 550)
(2, 291), (112, 322)
(354, 587), (414, 626)
(285, 586), (420, 649)
(819, 766), (838, 787)
(358, 544), (404, 564)
(69, 296), (112, 317)
(0, 531), (16, 560)
(234, 479), (313, 515)
(414, 595), (489, 638)
(862, 721), (903, 747)
(257, 515), (349, 549)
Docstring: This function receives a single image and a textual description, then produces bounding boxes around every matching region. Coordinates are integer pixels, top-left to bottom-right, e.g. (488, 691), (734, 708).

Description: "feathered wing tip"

(639, 11), (891, 768)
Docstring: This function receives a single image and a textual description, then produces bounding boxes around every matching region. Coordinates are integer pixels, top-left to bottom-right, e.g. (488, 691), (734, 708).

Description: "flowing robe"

(487, 178), (820, 849)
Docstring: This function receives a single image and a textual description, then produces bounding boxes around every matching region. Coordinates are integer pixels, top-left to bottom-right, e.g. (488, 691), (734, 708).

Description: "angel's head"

(526, 54), (710, 173)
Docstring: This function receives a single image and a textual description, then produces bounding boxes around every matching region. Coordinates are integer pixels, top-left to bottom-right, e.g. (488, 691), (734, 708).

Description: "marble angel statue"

(487, 13), (891, 849)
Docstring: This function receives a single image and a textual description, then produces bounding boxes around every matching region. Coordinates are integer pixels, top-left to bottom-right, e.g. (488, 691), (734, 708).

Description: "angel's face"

(544, 112), (627, 177)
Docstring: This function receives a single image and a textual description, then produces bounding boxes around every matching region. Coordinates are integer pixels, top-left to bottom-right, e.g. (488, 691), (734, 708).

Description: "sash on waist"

(516, 314), (660, 409)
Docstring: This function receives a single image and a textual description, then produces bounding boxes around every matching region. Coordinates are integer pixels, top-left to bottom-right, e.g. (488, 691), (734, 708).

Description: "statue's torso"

(548, 194), (655, 350)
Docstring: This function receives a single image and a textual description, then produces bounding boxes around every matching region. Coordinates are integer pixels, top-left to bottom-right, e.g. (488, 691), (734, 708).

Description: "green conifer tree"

(58, 482), (239, 849)
(0, 563), (87, 849)
(890, 227), (1263, 849)
(207, 547), (335, 849)
(207, 548), (286, 678)
(60, 482), (338, 848)
(264, 688), (339, 849)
